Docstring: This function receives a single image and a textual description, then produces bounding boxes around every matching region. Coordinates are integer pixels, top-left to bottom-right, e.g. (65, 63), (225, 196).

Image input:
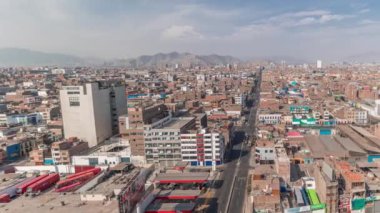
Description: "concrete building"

(344, 108), (368, 124)
(258, 113), (282, 124)
(335, 161), (366, 199)
(122, 104), (168, 157)
(251, 173), (281, 212)
(274, 147), (290, 182)
(60, 81), (127, 147)
(234, 94), (245, 105)
(180, 130), (224, 166)
(51, 139), (88, 165)
(29, 149), (47, 165)
(360, 100), (380, 118)
(345, 83), (359, 101)
(194, 113), (207, 130)
(144, 117), (195, 167)
(317, 60), (322, 69)
(72, 137), (131, 166)
(255, 140), (276, 163)
(313, 161), (339, 213)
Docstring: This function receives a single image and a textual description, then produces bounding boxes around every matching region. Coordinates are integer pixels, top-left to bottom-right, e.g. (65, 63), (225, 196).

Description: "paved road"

(205, 69), (262, 213)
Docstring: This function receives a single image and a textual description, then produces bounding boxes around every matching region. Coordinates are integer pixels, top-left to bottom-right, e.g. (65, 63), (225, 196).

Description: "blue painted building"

(6, 143), (21, 160)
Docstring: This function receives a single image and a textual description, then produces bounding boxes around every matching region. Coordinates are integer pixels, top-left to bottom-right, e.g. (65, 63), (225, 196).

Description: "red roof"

(287, 131), (302, 137)
(156, 195), (198, 200)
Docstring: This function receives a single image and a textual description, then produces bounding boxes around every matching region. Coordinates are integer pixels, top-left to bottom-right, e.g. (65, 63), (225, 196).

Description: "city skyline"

(1, 0), (380, 62)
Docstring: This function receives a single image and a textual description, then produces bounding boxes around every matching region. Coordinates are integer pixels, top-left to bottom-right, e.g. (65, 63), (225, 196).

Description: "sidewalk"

(244, 147), (255, 213)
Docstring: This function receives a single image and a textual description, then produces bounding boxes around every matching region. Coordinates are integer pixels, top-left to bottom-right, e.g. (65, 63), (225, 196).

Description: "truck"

(55, 182), (82, 193)
(66, 167), (101, 179)
(26, 173), (60, 196)
(16, 175), (49, 195)
(55, 172), (94, 191)
(0, 194), (11, 203)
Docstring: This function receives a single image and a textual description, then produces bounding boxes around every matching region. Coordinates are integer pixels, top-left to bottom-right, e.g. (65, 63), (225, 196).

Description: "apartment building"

(29, 149), (45, 165)
(144, 117), (195, 167)
(258, 113), (282, 124)
(60, 81), (127, 147)
(344, 108), (368, 124)
(51, 139), (89, 165)
(180, 130), (224, 166)
(345, 83), (359, 101)
(335, 161), (366, 199)
(313, 162), (339, 213)
(121, 103), (168, 157)
(255, 140), (276, 163)
(234, 94), (245, 105)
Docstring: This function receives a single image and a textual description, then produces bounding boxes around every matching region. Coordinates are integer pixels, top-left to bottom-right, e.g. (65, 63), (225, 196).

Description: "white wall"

(60, 83), (115, 147)
(15, 165), (75, 174)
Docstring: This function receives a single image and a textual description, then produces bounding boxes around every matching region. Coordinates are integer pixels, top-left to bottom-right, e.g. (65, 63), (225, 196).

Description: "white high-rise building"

(60, 81), (127, 147)
(317, 60), (322, 69)
(180, 130), (224, 167)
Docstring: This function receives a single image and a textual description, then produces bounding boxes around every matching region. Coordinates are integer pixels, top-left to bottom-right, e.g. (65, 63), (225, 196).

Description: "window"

(67, 91), (80, 95)
(69, 97), (80, 106)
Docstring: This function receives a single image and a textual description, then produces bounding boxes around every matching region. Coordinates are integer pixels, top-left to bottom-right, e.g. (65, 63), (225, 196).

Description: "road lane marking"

(225, 176), (237, 213)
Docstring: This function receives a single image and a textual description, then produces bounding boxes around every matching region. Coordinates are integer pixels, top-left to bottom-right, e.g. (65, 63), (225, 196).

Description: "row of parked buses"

(0, 167), (101, 203)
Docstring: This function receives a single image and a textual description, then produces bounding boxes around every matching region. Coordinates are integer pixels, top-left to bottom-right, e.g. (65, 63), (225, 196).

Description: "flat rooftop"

(145, 203), (196, 213)
(334, 135), (366, 154)
(162, 118), (193, 130)
(154, 172), (209, 183)
(350, 125), (380, 147)
(86, 169), (140, 195)
(338, 125), (380, 153)
(256, 139), (274, 148)
(304, 135), (347, 158)
(156, 190), (201, 199)
(1, 193), (119, 213)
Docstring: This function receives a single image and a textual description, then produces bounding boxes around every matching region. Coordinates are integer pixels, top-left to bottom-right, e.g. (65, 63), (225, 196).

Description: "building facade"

(60, 81), (127, 147)
(180, 131), (224, 166)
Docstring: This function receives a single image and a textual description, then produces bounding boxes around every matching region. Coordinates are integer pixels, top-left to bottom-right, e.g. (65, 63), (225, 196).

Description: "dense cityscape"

(1, 60), (380, 213)
(2, 1), (380, 213)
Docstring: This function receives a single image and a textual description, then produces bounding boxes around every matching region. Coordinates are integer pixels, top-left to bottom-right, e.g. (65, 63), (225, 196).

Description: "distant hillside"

(0, 48), (85, 66)
(114, 52), (241, 67)
(0, 48), (241, 67)
(344, 51), (380, 63)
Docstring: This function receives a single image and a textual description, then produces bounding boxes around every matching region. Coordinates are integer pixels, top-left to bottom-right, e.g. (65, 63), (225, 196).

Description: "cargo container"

(16, 175), (49, 194)
(26, 173), (60, 196)
(55, 172), (94, 190)
(0, 194), (11, 203)
(66, 167), (100, 179)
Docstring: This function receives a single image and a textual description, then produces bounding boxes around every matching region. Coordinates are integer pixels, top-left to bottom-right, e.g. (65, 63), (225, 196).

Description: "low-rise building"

(255, 140), (276, 163)
(51, 138), (88, 165)
(258, 113), (282, 124)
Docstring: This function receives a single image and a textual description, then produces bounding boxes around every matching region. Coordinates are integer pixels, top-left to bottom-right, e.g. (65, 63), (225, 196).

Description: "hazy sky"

(1, 0), (380, 61)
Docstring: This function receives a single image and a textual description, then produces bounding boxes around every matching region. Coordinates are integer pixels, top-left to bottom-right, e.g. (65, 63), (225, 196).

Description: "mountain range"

(112, 52), (240, 68)
(0, 48), (85, 67)
(1, 48), (378, 67)
(0, 48), (241, 67)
